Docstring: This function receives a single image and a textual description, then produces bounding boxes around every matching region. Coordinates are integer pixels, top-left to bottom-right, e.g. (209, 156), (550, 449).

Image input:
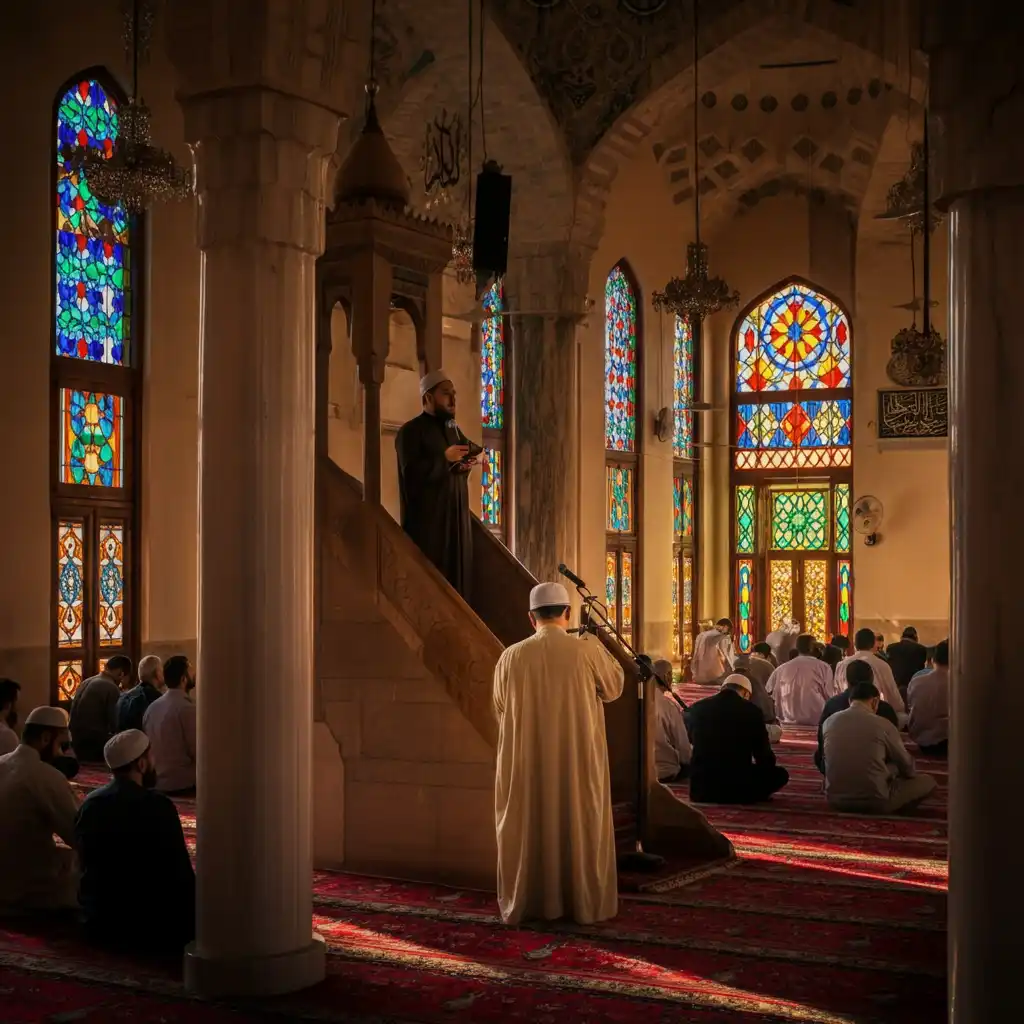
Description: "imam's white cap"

(419, 369), (452, 396)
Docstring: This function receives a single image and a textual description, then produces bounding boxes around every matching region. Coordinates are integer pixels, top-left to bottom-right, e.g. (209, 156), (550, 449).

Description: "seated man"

(835, 628), (906, 721)
(0, 707), (80, 913)
(75, 729), (195, 952)
(691, 619), (735, 684)
(823, 680), (936, 814)
(116, 654), (164, 733)
(69, 656), (133, 762)
(688, 674), (789, 804)
(732, 646), (782, 743)
(887, 626), (929, 696)
(0, 678), (21, 756)
(765, 633), (839, 726)
(815, 659), (900, 774)
(143, 655), (197, 794)
(907, 639), (950, 757)
(651, 659), (691, 782)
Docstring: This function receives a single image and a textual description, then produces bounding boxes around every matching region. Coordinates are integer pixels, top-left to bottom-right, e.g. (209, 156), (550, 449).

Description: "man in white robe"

(766, 633), (841, 725)
(493, 581), (624, 926)
(691, 619), (735, 684)
(835, 627), (907, 723)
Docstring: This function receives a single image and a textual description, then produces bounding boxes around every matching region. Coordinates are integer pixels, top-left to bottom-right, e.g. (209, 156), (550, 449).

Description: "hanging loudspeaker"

(472, 161), (512, 276)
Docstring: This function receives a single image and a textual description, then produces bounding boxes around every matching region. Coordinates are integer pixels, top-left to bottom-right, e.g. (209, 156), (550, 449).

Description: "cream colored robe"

(493, 624), (624, 926)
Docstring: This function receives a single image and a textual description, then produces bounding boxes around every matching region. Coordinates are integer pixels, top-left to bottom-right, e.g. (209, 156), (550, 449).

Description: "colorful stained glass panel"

(736, 282), (851, 393)
(736, 560), (753, 653)
(57, 520), (85, 648)
(735, 485), (756, 553)
(673, 477), (683, 536)
(606, 551), (617, 610)
(681, 478), (694, 537)
(769, 560), (794, 631)
(481, 448), (503, 526)
(621, 551), (633, 647)
(804, 559), (828, 642)
(673, 316), (694, 458)
(480, 282), (505, 429)
(735, 400), (852, 450)
(606, 465), (633, 532)
(671, 558), (680, 657)
(771, 491), (828, 551)
(834, 483), (851, 553)
(682, 554), (694, 657)
(57, 659), (83, 702)
(59, 388), (124, 487)
(837, 560), (852, 637)
(97, 522), (124, 646)
(605, 266), (638, 452)
(55, 79), (130, 365)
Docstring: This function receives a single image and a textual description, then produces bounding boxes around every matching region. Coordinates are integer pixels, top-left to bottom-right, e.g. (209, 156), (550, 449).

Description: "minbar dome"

(335, 95), (410, 208)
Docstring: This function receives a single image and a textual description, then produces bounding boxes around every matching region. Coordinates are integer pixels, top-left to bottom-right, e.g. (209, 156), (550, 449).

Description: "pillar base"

(184, 933), (326, 998)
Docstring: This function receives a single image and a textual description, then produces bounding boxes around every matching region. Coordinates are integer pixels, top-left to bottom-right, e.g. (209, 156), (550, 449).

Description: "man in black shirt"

(74, 729), (194, 952)
(886, 626), (929, 697)
(115, 655), (163, 733)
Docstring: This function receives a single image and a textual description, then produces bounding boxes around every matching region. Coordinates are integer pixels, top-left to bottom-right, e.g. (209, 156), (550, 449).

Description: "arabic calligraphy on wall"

(877, 388), (948, 440)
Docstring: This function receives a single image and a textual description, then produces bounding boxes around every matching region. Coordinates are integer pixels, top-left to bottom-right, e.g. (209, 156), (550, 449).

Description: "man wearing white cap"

(75, 729), (195, 951)
(395, 369), (478, 597)
(493, 581), (624, 925)
(0, 706), (80, 912)
(686, 674), (790, 805)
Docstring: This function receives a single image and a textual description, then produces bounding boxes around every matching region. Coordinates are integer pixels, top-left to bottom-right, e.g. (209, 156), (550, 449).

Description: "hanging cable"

(478, 0), (489, 162)
(466, 0), (474, 222)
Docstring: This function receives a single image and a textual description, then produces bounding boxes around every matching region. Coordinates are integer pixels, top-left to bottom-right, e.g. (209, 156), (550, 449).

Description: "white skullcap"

(722, 673), (752, 694)
(103, 729), (150, 770)
(24, 706), (69, 729)
(529, 581), (570, 610)
(419, 369), (452, 396)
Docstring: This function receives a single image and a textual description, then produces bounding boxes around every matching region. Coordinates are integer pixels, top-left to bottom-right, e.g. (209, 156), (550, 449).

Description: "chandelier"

(653, 241), (740, 321)
(876, 143), (943, 234)
(450, 222), (475, 285)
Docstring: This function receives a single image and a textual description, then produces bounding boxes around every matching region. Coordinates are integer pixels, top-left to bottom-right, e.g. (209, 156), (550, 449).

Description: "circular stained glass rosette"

(761, 288), (832, 377)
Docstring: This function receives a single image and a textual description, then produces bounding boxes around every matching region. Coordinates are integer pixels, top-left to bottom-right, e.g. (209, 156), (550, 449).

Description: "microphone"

(558, 563), (586, 589)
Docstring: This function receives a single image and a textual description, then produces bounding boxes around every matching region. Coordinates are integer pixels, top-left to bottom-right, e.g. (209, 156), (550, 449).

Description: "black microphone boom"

(558, 563), (586, 589)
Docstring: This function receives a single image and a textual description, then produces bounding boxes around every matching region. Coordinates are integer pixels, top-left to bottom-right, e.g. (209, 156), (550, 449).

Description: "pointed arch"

(51, 68), (143, 702)
(729, 277), (853, 653)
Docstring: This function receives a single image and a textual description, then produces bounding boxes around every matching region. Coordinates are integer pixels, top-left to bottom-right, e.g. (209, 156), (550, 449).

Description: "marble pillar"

(928, 6), (1024, 1019)
(181, 89), (340, 997)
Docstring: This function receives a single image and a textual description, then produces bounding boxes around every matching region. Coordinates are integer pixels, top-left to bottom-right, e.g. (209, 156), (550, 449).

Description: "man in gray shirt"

(822, 679), (936, 814)
(68, 656), (132, 762)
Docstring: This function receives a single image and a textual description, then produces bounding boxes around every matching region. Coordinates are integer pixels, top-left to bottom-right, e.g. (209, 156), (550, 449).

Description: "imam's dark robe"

(396, 411), (473, 598)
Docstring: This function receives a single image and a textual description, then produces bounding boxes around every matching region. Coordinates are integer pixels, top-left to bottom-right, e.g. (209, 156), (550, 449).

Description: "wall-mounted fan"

(853, 494), (884, 546)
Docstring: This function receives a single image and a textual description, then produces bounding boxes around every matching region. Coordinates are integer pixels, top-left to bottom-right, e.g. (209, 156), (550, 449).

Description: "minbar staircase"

(315, 456), (731, 890)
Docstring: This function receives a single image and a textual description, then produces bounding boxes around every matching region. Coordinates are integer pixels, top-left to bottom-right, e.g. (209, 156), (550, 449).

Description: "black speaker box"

(472, 164), (512, 276)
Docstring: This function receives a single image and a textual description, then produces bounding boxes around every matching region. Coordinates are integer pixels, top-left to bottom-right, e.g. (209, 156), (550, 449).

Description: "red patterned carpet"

(0, 697), (947, 1022)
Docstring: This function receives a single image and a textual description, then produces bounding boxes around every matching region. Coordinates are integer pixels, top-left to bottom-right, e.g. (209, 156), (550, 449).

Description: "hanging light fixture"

(448, 0), (477, 283)
(70, 0), (191, 213)
(875, 141), (943, 235)
(653, 1), (738, 322)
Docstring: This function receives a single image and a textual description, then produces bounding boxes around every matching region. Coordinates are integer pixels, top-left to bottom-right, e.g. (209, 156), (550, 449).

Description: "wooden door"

(767, 555), (831, 642)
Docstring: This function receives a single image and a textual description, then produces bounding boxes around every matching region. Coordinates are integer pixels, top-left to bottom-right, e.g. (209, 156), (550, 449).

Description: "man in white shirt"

(0, 706), (80, 912)
(907, 639), (950, 757)
(834, 628), (906, 720)
(691, 619), (735, 684)
(823, 680), (936, 814)
(143, 655), (197, 794)
(651, 659), (691, 782)
(765, 633), (839, 725)
(0, 679), (21, 756)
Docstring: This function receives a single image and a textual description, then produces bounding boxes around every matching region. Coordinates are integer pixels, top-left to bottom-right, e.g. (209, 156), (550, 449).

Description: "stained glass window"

(604, 265), (638, 452)
(97, 522), (124, 647)
(771, 490), (828, 551)
(736, 281), (850, 393)
(735, 485), (756, 553)
(682, 554), (694, 657)
(834, 483), (851, 553)
(620, 551), (633, 647)
(804, 560), (828, 641)
(769, 560), (794, 631)
(673, 477), (682, 536)
(673, 316), (693, 458)
(837, 560), (852, 637)
(59, 388), (124, 487)
(735, 399), (852, 470)
(736, 560), (753, 653)
(57, 520), (85, 648)
(605, 551), (617, 610)
(606, 466), (633, 532)
(56, 79), (130, 366)
(480, 282), (505, 430)
(57, 660), (83, 703)
(481, 448), (503, 526)
(671, 558), (680, 657)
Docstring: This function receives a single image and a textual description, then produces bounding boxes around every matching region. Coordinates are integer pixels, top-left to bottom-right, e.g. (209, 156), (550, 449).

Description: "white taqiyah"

(23, 706), (69, 729)
(103, 728), (150, 770)
(722, 672), (752, 694)
(419, 369), (452, 396)
(529, 582), (571, 611)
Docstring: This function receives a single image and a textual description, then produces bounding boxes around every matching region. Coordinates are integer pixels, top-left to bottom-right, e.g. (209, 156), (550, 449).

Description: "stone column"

(928, 6), (1024, 1020)
(179, 87), (340, 997)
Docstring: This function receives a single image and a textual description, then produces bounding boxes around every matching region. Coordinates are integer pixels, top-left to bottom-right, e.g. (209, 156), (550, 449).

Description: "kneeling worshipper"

(687, 675), (790, 805)
(887, 626), (929, 696)
(69, 655), (133, 762)
(651, 658), (691, 783)
(395, 369), (478, 598)
(116, 654), (164, 733)
(732, 646), (782, 743)
(822, 680), (936, 815)
(766, 619), (800, 664)
(75, 730), (195, 952)
(493, 582), (624, 926)
(835, 628), (906, 722)
(0, 678), (21, 756)
(765, 633), (840, 726)
(814, 659), (900, 774)
(0, 707), (80, 914)
(907, 639), (950, 757)
(691, 619), (735, 684)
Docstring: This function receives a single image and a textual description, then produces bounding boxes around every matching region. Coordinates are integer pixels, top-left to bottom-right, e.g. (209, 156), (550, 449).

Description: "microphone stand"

(565, 571), (665, 873)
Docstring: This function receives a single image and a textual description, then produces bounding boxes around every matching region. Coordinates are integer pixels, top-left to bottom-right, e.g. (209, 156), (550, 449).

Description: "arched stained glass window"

(672, 316), (698, 663)
(51, 71), (140, 703)
(481, 280), (509, 541)
(673, 316), (693, 459)
(604, 266), (638, 452)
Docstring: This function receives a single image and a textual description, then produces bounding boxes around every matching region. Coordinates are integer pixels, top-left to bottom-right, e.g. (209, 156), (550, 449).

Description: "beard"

(142, 768), (158, 789)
